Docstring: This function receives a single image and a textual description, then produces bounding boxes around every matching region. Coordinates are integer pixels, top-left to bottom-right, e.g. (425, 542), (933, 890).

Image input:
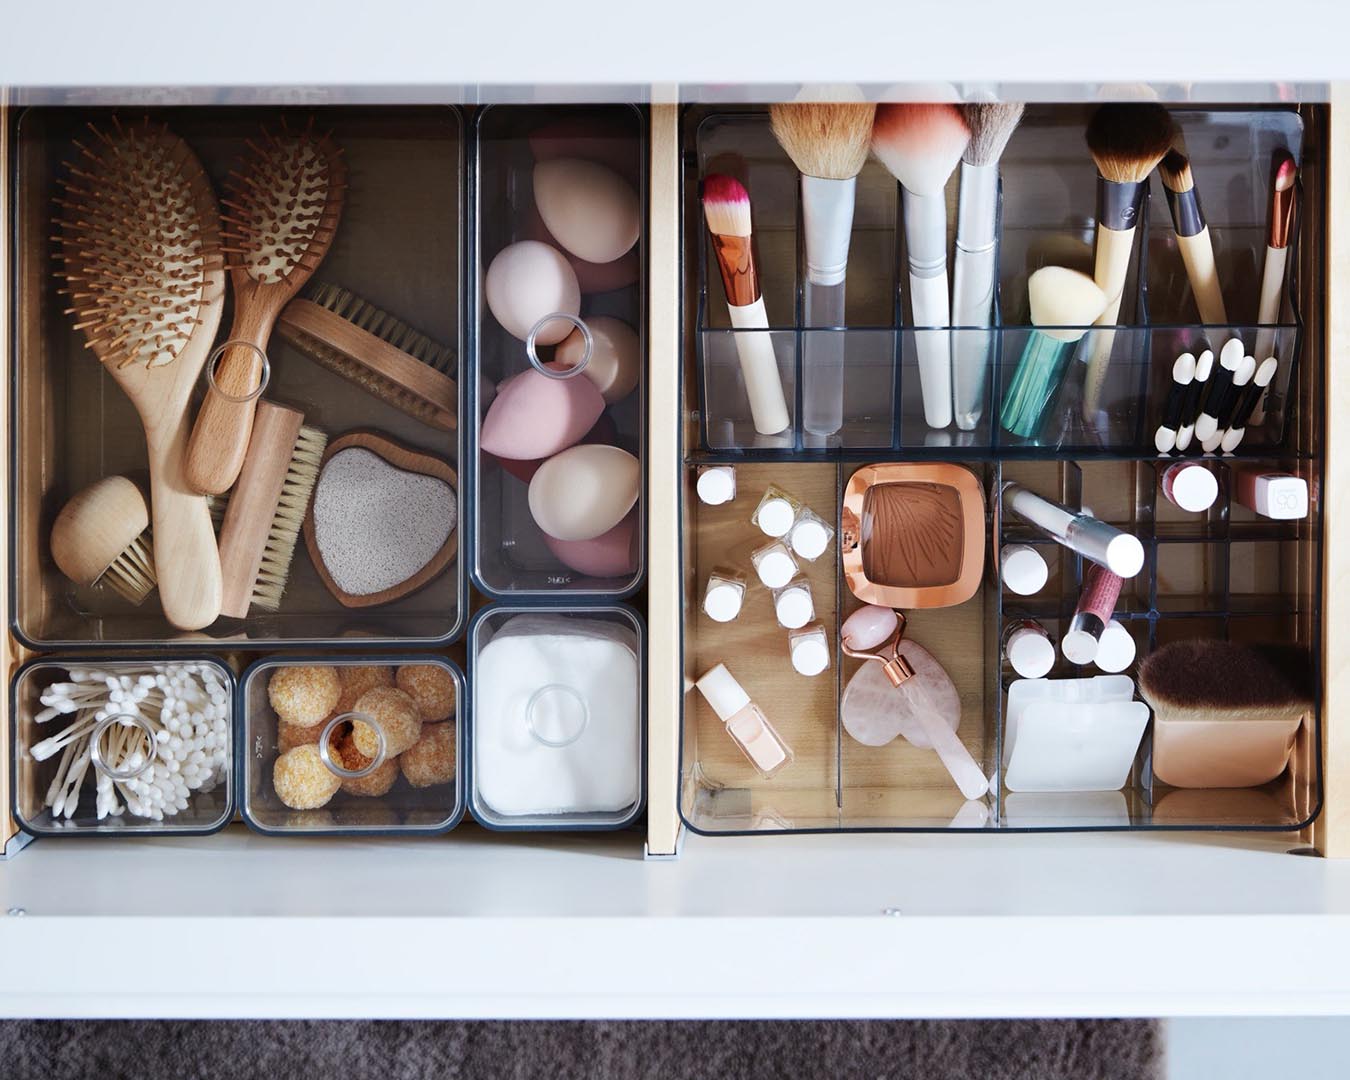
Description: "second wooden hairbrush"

(185, 119), (346, 495)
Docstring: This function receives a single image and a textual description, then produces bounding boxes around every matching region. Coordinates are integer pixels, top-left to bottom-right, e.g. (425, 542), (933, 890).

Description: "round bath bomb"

(268, 666), (341, 727)
(273, 744), (341, 810)
(528, 444), (640, 542)
(350, 687), (422, 759)
(277, 719), (326, 755)
(331, 730), (401, 799)
(396, 664), (457, 723)
(533, 158), (640, 265)
(492, 412), (617, 486)
(336, 665), (393, 714)
(543, 508), (639, 579)
(484, 240), (580, 344)
(555, 316), (639, 404)
(401, 724), (457, 788)
(479, 367), (605, 462)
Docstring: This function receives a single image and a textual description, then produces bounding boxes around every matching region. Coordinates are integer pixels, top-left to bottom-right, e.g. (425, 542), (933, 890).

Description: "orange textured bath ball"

(396, 663), (457, 723)
(272, 744), (341, 810)
(277, 719), (325, 755)
(350, 687), (421, 758)
(336, 665), (394, 713)
(268, 666), (341, 727)
(401, 723), (457, 788)
(329, 726), (401, 798)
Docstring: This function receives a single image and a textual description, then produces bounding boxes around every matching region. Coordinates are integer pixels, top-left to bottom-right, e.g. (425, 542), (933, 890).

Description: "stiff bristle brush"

(702, 173), (790, 436)
(952, 102), (1024, 431)
(769, 93), (876, 436)
(276, 282), (457, 431)
(53, 118), (226, 631)
(215, 400), (327, 618)
(186, 119), (346, 495)
(871, 104), (971, 431)
(1081, 103), (1175, 422)
(50, 476), (157, 606)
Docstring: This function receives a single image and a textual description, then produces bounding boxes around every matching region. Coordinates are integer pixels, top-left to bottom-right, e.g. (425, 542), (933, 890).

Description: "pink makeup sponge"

(479, 367), (605, 462)
(491, 412), (618, 486)
(544, 508), (639, 578)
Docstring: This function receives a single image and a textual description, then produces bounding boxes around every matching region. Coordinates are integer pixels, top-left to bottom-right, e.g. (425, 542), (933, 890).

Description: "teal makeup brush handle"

(1000, 330), (1073, 440)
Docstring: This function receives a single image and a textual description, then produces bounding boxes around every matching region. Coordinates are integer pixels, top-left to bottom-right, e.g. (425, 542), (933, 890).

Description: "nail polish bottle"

(696, 465), (737, 506)
(772, 577), (815, 629)
(788, 623), (831, 677)
(751, 540), (798, 589)
(695, 663), (794, 778)
(752, 485), (801, 538)
(788, 508), (834, 561)
(703, 570), (746, 623)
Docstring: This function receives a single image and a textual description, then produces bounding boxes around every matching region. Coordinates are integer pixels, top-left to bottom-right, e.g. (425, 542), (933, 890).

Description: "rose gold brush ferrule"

(711, 234), (760, 307)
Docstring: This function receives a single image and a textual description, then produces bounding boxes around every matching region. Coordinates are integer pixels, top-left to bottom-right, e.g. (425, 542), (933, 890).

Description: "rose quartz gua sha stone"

(840, 605), (988, 799)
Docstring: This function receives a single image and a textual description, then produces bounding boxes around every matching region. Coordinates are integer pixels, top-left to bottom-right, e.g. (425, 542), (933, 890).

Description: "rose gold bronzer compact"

(840, 463), (985, 609)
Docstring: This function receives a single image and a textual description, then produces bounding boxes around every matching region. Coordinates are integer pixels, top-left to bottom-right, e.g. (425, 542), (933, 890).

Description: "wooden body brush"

(185, 122), (345, 495)
(54, 119), (226, 631)
(50, 477), (156, 605)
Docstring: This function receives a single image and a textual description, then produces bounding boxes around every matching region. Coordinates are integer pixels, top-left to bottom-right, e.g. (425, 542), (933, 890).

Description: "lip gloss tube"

(1061, 564), (1124, 665)
(1003, 483), (1144, 579)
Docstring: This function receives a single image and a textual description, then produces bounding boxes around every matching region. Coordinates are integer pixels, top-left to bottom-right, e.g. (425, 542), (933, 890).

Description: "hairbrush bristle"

(962, 102), (1024, 167)
(1085, 103), (1175, 185)
(101, 533), (156, 606)
(1138, 640), (1314, 721)
(870, 103), (970, 195)
(769, 101), (877, 181)
(220, 119), (346, 285)
(54, 117), (222, 370)
(702, 174), (753, 237)
(250, 424), (327, 611)
(307, 282), (454, 374)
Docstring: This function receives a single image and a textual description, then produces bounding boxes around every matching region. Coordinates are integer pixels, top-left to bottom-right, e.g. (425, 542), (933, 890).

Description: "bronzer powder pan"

(841, 463), (985, 608)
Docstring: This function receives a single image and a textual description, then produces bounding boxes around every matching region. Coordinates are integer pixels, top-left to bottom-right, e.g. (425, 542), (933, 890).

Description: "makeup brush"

(871, 104), (971, 430)
(1153, 351), (1196, 454)
(1080, 104), (1175, 422)
(1220, 357), (1279, 452)
(952, 102), (1024, 431)
(1158, 139), (1227, 326)
(1174, 347), (1213, 452)
(1250, 149), (1298, 426)
(770, 95), (876, 436)
(1194, 337), (1245, 444)
(702, 174), (791, 436)
(999, 266), (1108, 441)
(1201, 353), (1256, 452)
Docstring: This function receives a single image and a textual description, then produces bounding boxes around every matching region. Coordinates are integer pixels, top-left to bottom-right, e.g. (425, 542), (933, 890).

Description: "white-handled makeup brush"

(770, 96), (876, 436)
(1250, 149), (1298, 426)
(952, 102), (1024, 431)
(1154, 351), (1196, 454)
(1081, 104), (1175, 422)
(1158, 140), (1228, 325)
(1220, 357), (1279, 452)
(702, 174), (791, 436)
(871, 104), (971, 430)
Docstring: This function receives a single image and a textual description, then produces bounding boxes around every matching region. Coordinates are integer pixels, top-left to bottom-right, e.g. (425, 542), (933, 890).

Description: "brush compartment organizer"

(10, 657), (235, 837)
(12, 106), (465, 647)
(238, 655), (464, 836)
(470, 105), (646, 598)
(689, 107), (1304, 457)
(467, 605), (645, 830)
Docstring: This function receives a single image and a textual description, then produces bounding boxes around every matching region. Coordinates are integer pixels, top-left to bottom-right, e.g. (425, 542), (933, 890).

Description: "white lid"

(1006, 626), (1055, 679)
(1094, 619), (1137, 673)
(757, 496), (795, 537)
(775, 584), (814, 629)
(1169, 464), (1218, 513)
(695, 663), (750, 722)
(790, 518), (830, 560)
(696, 467), (735, 506)
(791, 636), (829, 676)
(1061, 627), (1099, 666)
(1000, 544), (1048, 596)
(755, 548), (797, 588)
(703, 581), (743, 623)
(1254, 474), (1308, 519)
(1105, 534), (1145, 578)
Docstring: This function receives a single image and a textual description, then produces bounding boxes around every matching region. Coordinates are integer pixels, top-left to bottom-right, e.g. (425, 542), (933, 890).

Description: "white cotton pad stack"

(474, 614), (640, 818)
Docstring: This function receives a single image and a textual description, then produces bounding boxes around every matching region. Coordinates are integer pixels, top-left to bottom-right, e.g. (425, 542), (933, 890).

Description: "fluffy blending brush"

(871, 104), (971, 430)
(1153, 351), (1196, 454)
(999, 266), (1108, 441)
(276, 282), (457, 431)
(50, 477), (156, 606)
(186, 119), (346, 495)
(770, 95), (876, 436)
(215, 400), (327, 618)
(702, 174), (790, 436)
(1250, 149), (1299, 426)
(1080, 103), (1175, 422)
(952, 102), (1024, 431)
(1220, 357), (1278, 452)
(1158, 138), (1228, 326)
(53, 118), (225, 631)
(1138, 640), (1313, 788)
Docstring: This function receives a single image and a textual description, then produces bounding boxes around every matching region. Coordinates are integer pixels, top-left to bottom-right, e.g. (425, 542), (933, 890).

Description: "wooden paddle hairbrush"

(54, 117), (226, 631)
(185, 118), (345, 495)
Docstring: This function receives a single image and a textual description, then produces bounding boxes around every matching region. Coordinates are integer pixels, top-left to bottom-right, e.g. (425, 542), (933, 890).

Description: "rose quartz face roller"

(840, 604), (989, 799)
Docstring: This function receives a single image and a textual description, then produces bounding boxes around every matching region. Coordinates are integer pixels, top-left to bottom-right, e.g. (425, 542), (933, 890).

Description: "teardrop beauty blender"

(479, 367), (605, 461)
(543, 508), (639, 578)
(491, 411), (618, 486)
(528, 444), (639, 542)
